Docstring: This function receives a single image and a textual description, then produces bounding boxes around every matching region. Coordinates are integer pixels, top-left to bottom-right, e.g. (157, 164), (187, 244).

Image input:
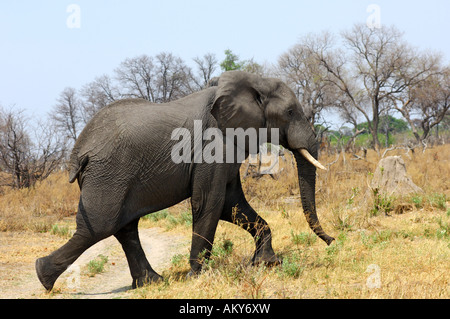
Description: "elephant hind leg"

(114, 219), (162, 288)
(36, 231), (99, 291)
(36, 196), (119, 291)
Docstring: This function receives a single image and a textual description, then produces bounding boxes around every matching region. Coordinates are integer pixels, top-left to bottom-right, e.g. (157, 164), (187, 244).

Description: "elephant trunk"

(294, 150), (335, 246)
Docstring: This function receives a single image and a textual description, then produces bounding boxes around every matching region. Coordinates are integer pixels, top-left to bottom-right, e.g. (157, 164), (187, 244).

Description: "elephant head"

(210, 71), (335, 245)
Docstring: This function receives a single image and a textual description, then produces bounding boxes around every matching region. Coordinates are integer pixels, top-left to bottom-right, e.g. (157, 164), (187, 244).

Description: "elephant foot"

(131, 271), (163, 289)
(185, 269), (201, 280)
(35, 256), (64, 291)
(252, 250), (282, 267)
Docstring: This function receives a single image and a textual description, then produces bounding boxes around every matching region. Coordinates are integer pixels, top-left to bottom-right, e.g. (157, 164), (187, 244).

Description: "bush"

(279, 252), (305, 278)
(370, 188), (395, 216)
(290, 231), (317, 246)
(50, 224), (70, 238)
(428, 193), (447, 210)
(87, 254), (108, 277)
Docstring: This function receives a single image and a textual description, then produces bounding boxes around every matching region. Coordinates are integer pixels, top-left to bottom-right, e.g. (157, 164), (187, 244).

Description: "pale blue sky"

(1, 0), (449, 123)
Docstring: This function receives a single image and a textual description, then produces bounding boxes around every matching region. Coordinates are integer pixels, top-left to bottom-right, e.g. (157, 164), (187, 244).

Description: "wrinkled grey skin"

(36, 71), (334, 291)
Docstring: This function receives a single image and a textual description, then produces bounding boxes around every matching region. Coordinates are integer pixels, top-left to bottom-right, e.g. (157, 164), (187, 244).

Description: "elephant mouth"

(298, 149), (327, 171)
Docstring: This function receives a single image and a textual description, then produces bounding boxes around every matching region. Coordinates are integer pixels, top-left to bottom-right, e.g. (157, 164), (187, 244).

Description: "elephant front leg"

(188, 212), (222, 275)
(220, 177), (281, 266)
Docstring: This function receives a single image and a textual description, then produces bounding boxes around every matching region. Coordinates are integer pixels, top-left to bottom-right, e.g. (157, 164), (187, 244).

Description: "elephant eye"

(255, 93), (264, 106)
(287, 109), (294, 117)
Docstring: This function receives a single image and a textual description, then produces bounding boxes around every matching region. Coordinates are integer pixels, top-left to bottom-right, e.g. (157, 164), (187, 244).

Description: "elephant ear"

(210, 71), (268, 132)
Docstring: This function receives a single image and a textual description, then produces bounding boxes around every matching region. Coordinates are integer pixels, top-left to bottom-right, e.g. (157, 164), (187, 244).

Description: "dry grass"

(134, 144), (450, 299)
(134, 210), (450, 299)
(0, 172), (79, 232)
(0, 144), (449, 298)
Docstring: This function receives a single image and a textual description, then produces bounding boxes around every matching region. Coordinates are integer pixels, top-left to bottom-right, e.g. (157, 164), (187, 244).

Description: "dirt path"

(0, 228), (190, 299)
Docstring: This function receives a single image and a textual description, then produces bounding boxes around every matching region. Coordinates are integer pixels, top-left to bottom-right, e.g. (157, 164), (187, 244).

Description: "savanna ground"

(0, 144), (449, 299)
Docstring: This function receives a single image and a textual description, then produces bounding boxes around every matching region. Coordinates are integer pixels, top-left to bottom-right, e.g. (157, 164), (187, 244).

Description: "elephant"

(36, 71), (334, 291)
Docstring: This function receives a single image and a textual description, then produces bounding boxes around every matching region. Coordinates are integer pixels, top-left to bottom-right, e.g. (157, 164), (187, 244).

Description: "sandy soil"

(0, 227), (190, 299)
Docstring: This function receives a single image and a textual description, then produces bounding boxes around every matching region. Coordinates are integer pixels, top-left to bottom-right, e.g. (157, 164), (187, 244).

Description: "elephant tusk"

(299, 149), (327, 170)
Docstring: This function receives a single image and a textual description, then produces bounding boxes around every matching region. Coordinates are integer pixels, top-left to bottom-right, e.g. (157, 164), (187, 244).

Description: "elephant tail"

(69, 155), (89, 184)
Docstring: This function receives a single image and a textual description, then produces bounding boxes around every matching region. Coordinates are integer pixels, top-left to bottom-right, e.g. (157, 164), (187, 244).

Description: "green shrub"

(142, 209), (169, 222)
(435, 217), (450, 239)
(143, 209), (192, 230)
(87, 254), (108, 277)
(370, 188), (395, 216)
(428, 193), (447, 210)
(50, 224), (70, 238)
(279, 252), (305, 278)
(410, 195), (424, 208)
(290, 231), (317, 246)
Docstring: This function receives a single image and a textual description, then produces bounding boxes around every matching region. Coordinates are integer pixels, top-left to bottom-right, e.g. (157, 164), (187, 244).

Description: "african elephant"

(36, 71), (334, 291)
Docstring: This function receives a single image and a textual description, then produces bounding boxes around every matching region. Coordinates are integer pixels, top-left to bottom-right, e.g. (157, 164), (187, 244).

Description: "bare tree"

(241, 58), (266, 76)
(0, 107), (65, 188)
(155, 52), (193, 102)
(80, 74), (121, 123)
(28, 120), (67, 184)
(394, 65), (450, 143)
(115, 54), (156, 101)
(192, 53), (219, 89)
(0, 107), (31, 188)
(315, 24), (433, 151)
(277, 33), (339, 126)
(50, 87), (82, 143)
(115, 53), (193, 103)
